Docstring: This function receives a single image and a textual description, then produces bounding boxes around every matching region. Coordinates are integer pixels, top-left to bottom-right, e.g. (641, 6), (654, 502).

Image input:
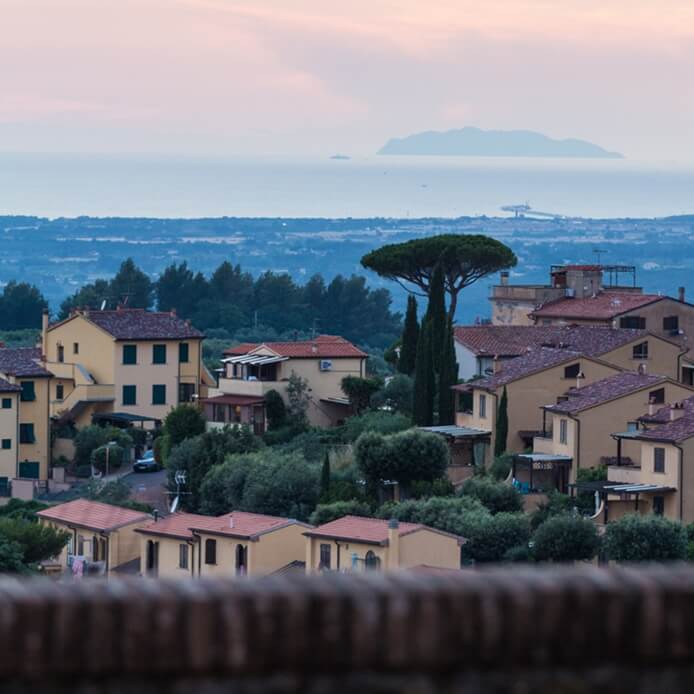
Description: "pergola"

(512, 453), (573, 494)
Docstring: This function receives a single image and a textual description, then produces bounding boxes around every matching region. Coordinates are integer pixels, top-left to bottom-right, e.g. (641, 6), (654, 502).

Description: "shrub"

(0, 498), (49, 521)
(0, 538), (26, 573)
(531, 514), (601, 562)
(74, 464), (92, 478)
(503, 544), (533, 563)
(90, 444), (125, 473)
(264, 389), (287, 430)
(410, 478), (455, 499)
(459, 477), (523, 514)
(489, 454), (513, 482)
(370, 374), (414, 417)
(604, 514), (687, 562)
(73, 425), (132, 468)
(530, 491), (575, 531)
(163, 404), (207, 447)
(461, 512), (531, 564)
(341, 375), (383, 415)
(341, 411), (411, 442)
(310, 500), (373, 526)
(0, 518), (69, 566)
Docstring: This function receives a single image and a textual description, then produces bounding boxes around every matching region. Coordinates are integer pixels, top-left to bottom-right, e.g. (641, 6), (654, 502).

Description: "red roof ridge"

(37, 498), (150, 532)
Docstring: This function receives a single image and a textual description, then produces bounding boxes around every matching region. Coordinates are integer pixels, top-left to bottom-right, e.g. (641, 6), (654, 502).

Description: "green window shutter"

(152, 385), (166, 405)
(123, 344), (137, 365)
(179, 342), (189, 363)
(18, 461), (39, 479)
(122, 385), (137, 406)
(153, 344), (167, 364)
(20, 381), (35, 402)
(1, 439), (11, 450)
(19, 424), (35, 444)
(0, 478), (9, 496)
(1, 398), (12, 409)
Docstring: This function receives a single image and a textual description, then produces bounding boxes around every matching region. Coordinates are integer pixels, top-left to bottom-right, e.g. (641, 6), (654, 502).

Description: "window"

(152, 344), (167, 364)
(56, 384), (64, 401)
(649, 388), (665, 405)
(365, 550), (381, 571)
(1, 398), (11, 409)
(479, 393), (487, 419)
(178, 383), (196, 403)
(57, 345), (64, 363)
(457, 391), (473, 413)
(179, 342), (189, 363)
(20, 381), (35, 402)
(1, 439), (11, 450)
(663, 316), (679, 332)
(559, 419), (568, 445)
(152, 384), (166, 405)
(18, 461), (39, 478)
(653, 496), (665, 516)
(654, 447), (665, 473)
(122, 385), (137, 406)
(19, 424), (35, 444)
(620, 315), (646, 329)
(122, 344), (137, 365)
(564, 363), (580, 379)
(179, 544), (189, 569)
(632, 341), (649, 359)
(73, 342), (79, 355)
(627, 421), (638, 432)
(204, 538), (217, 565)
(236, 544), (248, 576)
(319, 543), (331, 570)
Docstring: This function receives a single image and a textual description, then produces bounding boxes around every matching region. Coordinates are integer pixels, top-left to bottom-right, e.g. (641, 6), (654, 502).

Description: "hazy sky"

(2, 0), (693, 160)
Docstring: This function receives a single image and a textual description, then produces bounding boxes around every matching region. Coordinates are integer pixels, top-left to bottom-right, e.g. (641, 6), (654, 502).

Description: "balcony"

(216, 377), (285, 398)
(532, 434), (555, 455)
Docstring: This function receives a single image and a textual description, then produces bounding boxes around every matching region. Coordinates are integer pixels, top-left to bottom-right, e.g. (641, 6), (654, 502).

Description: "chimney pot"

(388, 518), (399, 529)
(679, 287), (686, 302)
(229, 516), (234, 529)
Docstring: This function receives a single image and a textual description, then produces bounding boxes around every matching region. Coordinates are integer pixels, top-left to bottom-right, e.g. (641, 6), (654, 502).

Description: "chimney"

(492, 355), (502, 374)
(575, 371), (585, 390)
(500, 271), (510, 286)
(648, 397), (656, 417)
(153, 509), (159, 523)
(670, 402), (686, 421)
(638, 362), (647, 375)
(311, 343), (318, 354)
(229, 516), (235, 529)
(679, 287), (686, 303)
(41, 309), (49, 358)
(387, 518), (400, 570)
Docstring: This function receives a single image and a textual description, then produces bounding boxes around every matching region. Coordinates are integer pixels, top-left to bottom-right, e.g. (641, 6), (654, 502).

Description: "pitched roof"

(305, 515), (464, 545)
(53, 308), (203, 340)
(223, 335), (367, 359)
(190, 511), (308, 539)
(0, 378), (20, 393)
(136, 512), (222, 540)
(454, 325), (655, 358)
(37, 498), (150, 532)
(453, 347), (590, 392)
(530, 292), (664, 321)
(632, 398), (694, 443)
(545, 372), (669, 415)
(0, 347), (52, 377)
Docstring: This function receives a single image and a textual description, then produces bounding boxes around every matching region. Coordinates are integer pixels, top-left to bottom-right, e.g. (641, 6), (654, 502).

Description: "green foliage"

(263, 424), (307, 447)
(0, 329), (42, 348)
(426, 264), (447, 373)
(494, 387), (509, 457)
(461, 512), (531, 564)
(529, 491), (574, 531)
(59, 279), (111, 319)
(199, 450), (319, 521)
(82, 479), (153, 512)
(0, 498), (49, 521)
(489, 454), (513, 482)
(320, 452), (331, 501)
(0, 518), (69, 566)
(0, 282), (48, 330)
(73, 426), (133, 468)
(340, 411), (411, 442)
(398, 294), (419, 375)
(409, 477), (455, 499)
(309, 500), (373, 526)
(413, 317), (435, 426)
(152, 434), (167, 465)
(286, 372), (311, 427)
(370, 374), (414, 417)
(264, 389), (287, 430)
(166, 426), (263, 512)
(459, 477), (523, 514)
(532, 514), (601, 562)
(0, 538), (26, 573)
(163, 404), (207, 447)
(341, 375), (383, 415)
(604, 514), (688, 562)
(361, 234), (518, 319)
(437, 319), (457, 425)
(354, 429), (449, 493)
(90, 444), (126, 473)
(575, 465), (608, 514)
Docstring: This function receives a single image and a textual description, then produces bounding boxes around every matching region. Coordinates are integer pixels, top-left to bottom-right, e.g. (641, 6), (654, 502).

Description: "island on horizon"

(378, 126), (623, 159)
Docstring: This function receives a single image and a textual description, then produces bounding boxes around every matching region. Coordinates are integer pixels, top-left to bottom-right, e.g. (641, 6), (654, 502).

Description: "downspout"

(570, 413), (581, 480)
(187, 539), (196, 577)
(99, 532), (109, 574)
(194, 532), (201, 576)
(675, 442), (684, 521)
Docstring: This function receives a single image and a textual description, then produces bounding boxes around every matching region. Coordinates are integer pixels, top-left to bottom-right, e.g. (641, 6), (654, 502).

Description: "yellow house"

(523, 372), (694, 497)
(205, 335), (368, 430)
(304, 516), (464, 573)
(0, 347), (53, 482)
(0, 380), (20, 495)
(137, 511), (311, 578)
(36, 498), (150, 576)
(453, 347), (622, 467)
(42, 307), (212, 428)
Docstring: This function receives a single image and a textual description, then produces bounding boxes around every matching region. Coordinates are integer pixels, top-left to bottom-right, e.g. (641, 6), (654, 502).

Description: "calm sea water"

(0, 153), (692, 219)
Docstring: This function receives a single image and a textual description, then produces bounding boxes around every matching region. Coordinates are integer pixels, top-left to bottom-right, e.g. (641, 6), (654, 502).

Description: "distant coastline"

(378, 127), (623, 159)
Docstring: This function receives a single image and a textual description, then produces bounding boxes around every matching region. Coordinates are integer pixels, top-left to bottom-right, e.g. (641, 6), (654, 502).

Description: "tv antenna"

(165, 469), (191, 513)
(593, 248), (608, 264)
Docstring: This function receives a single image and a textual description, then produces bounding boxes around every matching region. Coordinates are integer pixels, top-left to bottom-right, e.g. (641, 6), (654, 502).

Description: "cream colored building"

(137, 510), (311, 578)
(42, 307), (212, 427)
(205, 335), (368, 430)
(304, 515), (464, 573)
(37, 498), (150, 576)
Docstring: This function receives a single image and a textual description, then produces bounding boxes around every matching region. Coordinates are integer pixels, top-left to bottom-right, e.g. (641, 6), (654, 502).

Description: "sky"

(1, 0), (693, 160)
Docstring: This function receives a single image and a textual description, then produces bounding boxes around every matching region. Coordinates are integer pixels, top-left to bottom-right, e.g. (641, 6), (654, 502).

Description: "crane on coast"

(500, 203), (569, 220)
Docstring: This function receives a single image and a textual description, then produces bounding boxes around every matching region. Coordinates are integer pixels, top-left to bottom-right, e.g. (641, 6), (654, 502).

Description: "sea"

(0, 153), (693, 219)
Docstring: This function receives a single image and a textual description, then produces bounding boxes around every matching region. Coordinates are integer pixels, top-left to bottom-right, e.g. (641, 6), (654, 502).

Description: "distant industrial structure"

(500, 203), (571, 220)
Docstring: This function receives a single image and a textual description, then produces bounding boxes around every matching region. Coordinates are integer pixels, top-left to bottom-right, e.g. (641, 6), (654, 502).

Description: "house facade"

(43, 308), (211, 427)
(304, 516), (464, 573)
(204, 335), (367, 430)
(37, 498), (150, 576)
(137, 511), (310, 578)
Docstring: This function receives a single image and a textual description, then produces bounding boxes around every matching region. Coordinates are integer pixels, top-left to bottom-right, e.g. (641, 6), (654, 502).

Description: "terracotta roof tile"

(0, 347), (52, 377)
(136, 512), (221, 540)
(546, 372), (668, 415)
(192, 511), (306, 538)
(37, 498), (150, 532)
(633, 397), (694, 443)
(0, 377), (20, 393)
(530, 292), (664, 320)
(223, 335), (367, 359)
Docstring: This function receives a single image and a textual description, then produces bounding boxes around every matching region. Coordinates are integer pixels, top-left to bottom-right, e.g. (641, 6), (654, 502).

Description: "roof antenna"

(100, 300), (107, 311)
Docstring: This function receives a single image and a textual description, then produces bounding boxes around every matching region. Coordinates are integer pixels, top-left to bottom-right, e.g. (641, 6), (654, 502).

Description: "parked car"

(133, 450), (160, 473)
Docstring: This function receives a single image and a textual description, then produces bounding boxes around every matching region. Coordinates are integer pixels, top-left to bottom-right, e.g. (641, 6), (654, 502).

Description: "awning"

(570, 480), (676, 495)
(200, 394), (266, 406)
(222, 354), (288, 366)
(419, 425), (491, 439)
(515, 453), (573, 464)
(92, 412), (160, 424)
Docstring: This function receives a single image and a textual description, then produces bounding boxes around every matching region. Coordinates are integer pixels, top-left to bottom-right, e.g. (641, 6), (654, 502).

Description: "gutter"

(675, 442), (685, 521)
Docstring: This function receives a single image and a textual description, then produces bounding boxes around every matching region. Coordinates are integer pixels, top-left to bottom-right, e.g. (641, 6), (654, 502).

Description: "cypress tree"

(495, 386), (509, 457)
(426, 264), (447, 373)
(438, 319), (458, 425)
(398, 294), (419, 375)
(320, 451), (331, 501)
(413, 318), (435, 426)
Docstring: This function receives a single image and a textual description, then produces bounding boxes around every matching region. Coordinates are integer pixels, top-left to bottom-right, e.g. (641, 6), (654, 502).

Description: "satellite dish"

(100, 300), (107, 311)
(170, 495), (179, 513)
